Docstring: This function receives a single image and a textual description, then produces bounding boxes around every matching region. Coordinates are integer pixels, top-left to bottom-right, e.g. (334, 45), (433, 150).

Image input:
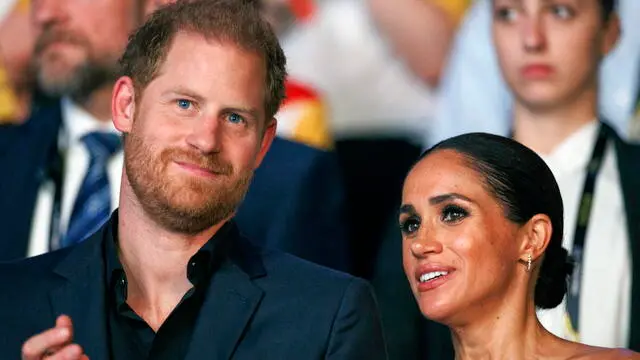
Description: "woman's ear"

(518, 214), (553, 268)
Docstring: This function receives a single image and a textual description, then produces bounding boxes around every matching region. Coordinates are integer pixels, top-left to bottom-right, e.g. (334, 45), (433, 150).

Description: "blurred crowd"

(1, 0), (639, 358)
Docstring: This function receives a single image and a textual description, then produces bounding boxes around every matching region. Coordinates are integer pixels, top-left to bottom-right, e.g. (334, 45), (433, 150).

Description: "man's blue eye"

(177, 99), (192, 109)
(228, 113), (243, 124)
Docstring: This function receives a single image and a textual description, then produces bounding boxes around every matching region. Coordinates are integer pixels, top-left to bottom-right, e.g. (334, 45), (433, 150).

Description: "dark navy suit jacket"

(0, 100), (350, 272)
(0, 215), (386, 359)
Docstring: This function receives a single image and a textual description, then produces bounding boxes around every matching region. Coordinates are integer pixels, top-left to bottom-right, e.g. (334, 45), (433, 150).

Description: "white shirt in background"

(536, 121), (631, 347)
(281, 0), (436, 144)
(27, 98), (124, 257)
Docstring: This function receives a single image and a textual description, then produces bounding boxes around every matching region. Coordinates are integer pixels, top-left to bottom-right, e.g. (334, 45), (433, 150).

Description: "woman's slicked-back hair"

(415, 133), (574, 309)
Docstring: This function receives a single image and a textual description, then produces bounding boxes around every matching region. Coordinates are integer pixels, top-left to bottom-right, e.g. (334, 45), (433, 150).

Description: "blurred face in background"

(31, 0), (142, 99)
(492, 0), (619, 111)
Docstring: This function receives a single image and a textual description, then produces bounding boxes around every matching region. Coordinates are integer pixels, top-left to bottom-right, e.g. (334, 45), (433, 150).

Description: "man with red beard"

(0, 1), (385, 359)
(0, 0), (350, 274)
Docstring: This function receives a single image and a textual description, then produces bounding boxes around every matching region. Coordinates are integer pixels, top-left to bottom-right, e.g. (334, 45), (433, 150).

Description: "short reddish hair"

(119, 0), (287, 119)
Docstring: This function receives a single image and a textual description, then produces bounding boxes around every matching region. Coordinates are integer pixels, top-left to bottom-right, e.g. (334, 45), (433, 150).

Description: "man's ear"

(112, 76), (137, 134)
(254, 118), (277, 169)
(518, 214), (553, 269)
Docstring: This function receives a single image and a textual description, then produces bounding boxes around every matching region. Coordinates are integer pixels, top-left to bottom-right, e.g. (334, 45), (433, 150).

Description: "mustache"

(162, 148), (234, 175)
(34, 27), (89, 56)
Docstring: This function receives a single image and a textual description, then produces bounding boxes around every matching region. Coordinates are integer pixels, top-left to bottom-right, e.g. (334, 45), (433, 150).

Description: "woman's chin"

(417, 295), (458, 324)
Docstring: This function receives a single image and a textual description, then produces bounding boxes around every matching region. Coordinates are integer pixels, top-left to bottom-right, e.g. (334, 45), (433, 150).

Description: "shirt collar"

(540, 120), (600, 174)
(104, 211), (236, 301)
(61, 98), (119, 149)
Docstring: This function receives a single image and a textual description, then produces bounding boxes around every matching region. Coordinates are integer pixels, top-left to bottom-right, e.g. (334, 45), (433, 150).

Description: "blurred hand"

(21, 315), (88, 360)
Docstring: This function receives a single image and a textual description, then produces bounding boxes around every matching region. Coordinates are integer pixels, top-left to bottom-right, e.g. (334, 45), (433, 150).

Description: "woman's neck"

(512, 89), (598, 156)
(451, 300), (554, 360)
(448, 274), (562, 360)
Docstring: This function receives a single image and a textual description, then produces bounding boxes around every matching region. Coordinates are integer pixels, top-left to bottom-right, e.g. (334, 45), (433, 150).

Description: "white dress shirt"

(536, 121), (632, 347)
(27, 98), (123, 257)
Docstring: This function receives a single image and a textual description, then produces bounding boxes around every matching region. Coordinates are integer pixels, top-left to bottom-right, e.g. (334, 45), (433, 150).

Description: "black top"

(104, 218), (233, 360)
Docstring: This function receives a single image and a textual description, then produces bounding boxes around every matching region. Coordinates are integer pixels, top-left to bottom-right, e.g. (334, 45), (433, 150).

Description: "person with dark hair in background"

(400, 132), (639, 359)
(0, 1), (385, 359)
(0, 0), (144, 260)
(492, 0), (640, 349)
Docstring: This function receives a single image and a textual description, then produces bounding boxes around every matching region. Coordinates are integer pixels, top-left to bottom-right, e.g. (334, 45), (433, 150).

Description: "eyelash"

(493, 3), (574, 22)
(174, 100), (247, 126)
(399, 216), (421, 235)
(441, 204), (469, 224)
(548, 4), (574, 19)
(226, 112), (246, 125)
(494, 6), (517, 22)
(176, 99), (194, 110)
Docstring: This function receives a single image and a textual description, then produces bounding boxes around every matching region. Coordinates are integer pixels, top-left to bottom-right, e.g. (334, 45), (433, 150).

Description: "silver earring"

(526, 254), (532, 272)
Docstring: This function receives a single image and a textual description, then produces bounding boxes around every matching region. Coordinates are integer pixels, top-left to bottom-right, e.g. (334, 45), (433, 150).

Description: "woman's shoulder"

(566, 345), (640, 360)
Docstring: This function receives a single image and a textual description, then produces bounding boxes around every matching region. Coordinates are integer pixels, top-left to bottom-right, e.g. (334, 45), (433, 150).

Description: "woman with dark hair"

(400, 132), (639, 359)
(489, 0), (640, 349)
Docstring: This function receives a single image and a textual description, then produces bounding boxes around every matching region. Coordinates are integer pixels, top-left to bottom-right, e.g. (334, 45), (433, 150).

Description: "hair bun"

(534, 246), (575, 309)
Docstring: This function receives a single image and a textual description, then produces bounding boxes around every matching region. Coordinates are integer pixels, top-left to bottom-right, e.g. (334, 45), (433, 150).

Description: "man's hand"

(21, 315), (88, 360)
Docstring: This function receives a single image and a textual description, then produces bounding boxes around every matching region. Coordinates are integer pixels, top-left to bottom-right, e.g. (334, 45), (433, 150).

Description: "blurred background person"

(0, 0), (36, 125)
(401, 132), (638, 359)
(0, 0), (143, 262)
(494, 0), (640, 349)
(430, 0), (640, 145)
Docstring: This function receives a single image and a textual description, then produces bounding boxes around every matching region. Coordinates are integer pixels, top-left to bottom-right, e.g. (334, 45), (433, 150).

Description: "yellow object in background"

(16, 0), (30, 13)
(0, 0), (31, 124)
(277, 80), (333, 150)
(430, 0), (471, 26)
(0, 63), (19, 124)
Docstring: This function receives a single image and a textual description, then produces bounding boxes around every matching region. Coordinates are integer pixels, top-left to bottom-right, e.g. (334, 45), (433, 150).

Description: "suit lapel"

(49, 227), (110, 360)
(185, 235), (266, 360)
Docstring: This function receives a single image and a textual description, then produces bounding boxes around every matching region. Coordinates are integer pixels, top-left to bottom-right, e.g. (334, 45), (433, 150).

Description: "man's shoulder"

(0, 246), (74, 286)
(0, 246), (70, 270)
(252, 243), (367, 295)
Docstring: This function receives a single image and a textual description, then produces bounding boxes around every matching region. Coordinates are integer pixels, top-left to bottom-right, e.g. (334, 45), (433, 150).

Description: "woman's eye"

(495, 7), (517, 22)
(227, 113), (245, 124)
(441, 205), (469, 224)
(550, 5), (573, 19)
(400, 217), (421, 235)
(176, 99), (193, 110)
